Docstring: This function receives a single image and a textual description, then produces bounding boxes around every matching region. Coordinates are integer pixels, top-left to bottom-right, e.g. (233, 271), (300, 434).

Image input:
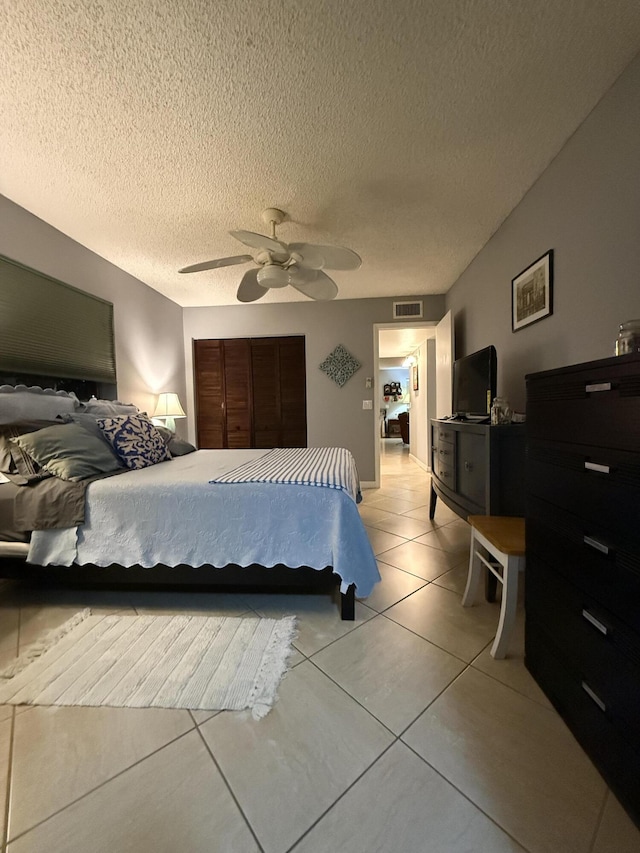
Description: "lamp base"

(151, 416), (175, 433)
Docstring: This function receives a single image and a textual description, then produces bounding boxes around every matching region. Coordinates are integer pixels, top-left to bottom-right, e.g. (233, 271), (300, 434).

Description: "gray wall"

(183, 295), (446, 481)
(0, 195), (186, 424)
(445, 52), (640, 413)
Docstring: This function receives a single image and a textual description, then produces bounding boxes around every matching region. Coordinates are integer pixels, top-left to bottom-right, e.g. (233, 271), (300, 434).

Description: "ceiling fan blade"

(230, 230), (288, 254)
(237, 268), (268, 303)
(290, 269), (338, 301)
(289, 243), (361, 271)
(178, 255), (252, 274)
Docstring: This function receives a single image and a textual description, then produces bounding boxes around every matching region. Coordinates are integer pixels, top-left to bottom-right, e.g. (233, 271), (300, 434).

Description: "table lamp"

(152, 392), (186, 432)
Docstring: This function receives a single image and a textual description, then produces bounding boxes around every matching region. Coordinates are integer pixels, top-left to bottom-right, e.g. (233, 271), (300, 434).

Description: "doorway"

(372, 312), (452, 488)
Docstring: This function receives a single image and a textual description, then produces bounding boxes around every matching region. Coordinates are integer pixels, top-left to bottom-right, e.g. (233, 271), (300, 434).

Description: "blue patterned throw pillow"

(97, 414), (170, 469)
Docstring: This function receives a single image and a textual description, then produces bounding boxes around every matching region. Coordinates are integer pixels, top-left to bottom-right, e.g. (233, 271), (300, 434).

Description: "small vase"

(615, 320), (640, 355)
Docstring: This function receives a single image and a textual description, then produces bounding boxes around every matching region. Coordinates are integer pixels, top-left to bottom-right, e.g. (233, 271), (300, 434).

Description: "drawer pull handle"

(583, 535), (609, 555)
(439, 449), (450, 456)
(582, 682), (606, 713)
(585, 382), (612, 393)
(584, 461), (610, 474)
(582, 609), (608, 635)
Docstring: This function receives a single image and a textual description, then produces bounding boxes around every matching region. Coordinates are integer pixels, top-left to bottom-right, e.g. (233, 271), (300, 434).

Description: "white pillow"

(0, 385), (79, 424)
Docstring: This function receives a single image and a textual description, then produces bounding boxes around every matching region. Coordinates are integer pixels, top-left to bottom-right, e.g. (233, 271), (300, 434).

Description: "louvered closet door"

(223, 339), (253, 448)
(277, 337), (307, 446)
(194, 339), (225, 448)
(194, 336), (306, 449)
(194, 339), (252, 448)
(251, 339), (281, 448)
(251, 336), (306, 448)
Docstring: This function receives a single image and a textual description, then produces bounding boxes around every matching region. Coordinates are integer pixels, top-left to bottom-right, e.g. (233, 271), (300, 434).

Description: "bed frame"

(0, 374), (358, 619)
(0, 557), (356, 619)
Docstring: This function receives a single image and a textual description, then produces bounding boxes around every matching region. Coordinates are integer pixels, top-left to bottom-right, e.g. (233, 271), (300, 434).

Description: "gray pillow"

(58, 413), (124, 467)
(168, 437), (196, 456)
(0, 420), (58, 480)
(11, 422), (124, 482)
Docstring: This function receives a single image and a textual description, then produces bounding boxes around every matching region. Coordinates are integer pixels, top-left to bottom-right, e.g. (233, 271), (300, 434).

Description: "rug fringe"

(249, 615), (297, 719)
(0, 608), (92, 680)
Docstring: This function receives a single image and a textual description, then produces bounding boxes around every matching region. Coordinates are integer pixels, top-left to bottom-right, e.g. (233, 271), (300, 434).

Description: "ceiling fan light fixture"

(256, 263), (291, 288)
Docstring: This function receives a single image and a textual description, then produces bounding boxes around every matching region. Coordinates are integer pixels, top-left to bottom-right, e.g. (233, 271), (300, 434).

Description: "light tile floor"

(1, 440), (639, 852)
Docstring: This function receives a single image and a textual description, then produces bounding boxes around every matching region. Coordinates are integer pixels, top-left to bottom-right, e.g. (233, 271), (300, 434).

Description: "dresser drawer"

(525, 622), (640, 825)
(434, 426), (455, 446)
(527, 440), (640, 535)
(526, 355), (640, 451)
(434, 457), (455, 488)
(527, 556), (640, 748)
(526, 496), (640, 633)
(434, 442), (455, 466)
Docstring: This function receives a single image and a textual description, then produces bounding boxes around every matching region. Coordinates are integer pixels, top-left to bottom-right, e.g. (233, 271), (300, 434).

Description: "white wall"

(0, 195), (187, 427)
(183, 295), (446, 481)
(408, 341), (429, 467)
(445, 52), (640, 411)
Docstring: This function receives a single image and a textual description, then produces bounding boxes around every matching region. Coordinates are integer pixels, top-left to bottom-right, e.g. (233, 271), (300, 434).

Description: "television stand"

(430, 418), (525, 522)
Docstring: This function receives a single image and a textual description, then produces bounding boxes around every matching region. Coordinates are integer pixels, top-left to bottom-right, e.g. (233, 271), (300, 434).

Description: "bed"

(0, 386), (380, 619)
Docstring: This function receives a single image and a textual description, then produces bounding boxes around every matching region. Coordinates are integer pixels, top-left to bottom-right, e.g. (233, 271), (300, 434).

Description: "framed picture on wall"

(512, 250), (554, 332)
(412, 364), (419, 391)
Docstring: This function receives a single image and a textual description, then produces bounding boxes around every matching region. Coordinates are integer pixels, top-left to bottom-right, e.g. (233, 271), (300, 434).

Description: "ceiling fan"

(178, 208), (361, 302)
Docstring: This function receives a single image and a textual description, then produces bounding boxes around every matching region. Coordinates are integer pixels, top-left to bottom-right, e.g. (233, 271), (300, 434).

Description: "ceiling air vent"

(393, 300), (423, 320)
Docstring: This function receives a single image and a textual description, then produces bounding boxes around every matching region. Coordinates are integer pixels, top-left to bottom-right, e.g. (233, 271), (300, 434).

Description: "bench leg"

(490, 555), (524, 659)
(462, 531), (483, 606)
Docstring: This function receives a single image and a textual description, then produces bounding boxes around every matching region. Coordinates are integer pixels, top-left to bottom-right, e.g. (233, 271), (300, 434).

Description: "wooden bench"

(462, 515), (525, 659)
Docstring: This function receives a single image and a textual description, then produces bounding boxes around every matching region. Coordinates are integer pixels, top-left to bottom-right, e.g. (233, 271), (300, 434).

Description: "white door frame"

(371, 321), (438, 489)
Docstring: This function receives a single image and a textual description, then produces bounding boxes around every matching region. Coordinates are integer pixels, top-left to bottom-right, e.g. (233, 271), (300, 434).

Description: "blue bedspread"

(28, 449), (380, 597)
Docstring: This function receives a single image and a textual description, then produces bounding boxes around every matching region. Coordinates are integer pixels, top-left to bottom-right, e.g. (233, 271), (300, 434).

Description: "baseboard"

(409, 455), (430, 473)
(360, 481), (378, 489)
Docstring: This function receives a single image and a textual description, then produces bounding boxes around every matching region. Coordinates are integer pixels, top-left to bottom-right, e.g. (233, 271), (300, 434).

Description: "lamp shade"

(152, 392), (186, 419)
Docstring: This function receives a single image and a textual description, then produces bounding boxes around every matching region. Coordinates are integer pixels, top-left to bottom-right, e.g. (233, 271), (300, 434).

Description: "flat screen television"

(452, 345), (497, 419)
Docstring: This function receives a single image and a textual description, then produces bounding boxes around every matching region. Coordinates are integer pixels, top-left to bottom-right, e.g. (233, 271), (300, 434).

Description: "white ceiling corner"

(2, 1), (640, 308)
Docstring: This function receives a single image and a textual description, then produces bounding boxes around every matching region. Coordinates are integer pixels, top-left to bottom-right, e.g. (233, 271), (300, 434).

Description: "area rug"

(0, 610), (296, 719)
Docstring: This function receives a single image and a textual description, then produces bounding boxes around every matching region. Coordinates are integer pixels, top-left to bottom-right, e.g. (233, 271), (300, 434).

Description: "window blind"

(0, 255), (116, 384)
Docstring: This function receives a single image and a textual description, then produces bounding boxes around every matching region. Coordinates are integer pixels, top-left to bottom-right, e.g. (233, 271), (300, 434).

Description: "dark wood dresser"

(525, 352), (640, 826)
(429, 419), (525, 521)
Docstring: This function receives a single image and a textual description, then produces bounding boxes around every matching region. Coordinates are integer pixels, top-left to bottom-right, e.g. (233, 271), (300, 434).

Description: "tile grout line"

(587, 787), (610, 853)
(283, 740), (399, 853)
(466, 637), (562, 712)
(305, 653), (399, 740)
(1, 600), (23, 852)
(193, 724), (266, 853)
(378, 609), (485, 668)
(4, 724), (198, 846)
(400, 737), (536, 853)
(1, 708), (16, 853)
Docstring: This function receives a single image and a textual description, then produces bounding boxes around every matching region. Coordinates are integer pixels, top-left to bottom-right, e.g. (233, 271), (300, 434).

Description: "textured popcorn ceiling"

(2, 1), (640, 307)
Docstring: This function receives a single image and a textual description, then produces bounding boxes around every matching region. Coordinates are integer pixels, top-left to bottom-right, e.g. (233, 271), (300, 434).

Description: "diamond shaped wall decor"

(319, 344), (361, 387)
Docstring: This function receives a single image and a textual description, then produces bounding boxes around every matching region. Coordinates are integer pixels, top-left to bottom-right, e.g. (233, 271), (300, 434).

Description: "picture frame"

(412, 364), (419, 391)
(512, 250), (553, 332)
